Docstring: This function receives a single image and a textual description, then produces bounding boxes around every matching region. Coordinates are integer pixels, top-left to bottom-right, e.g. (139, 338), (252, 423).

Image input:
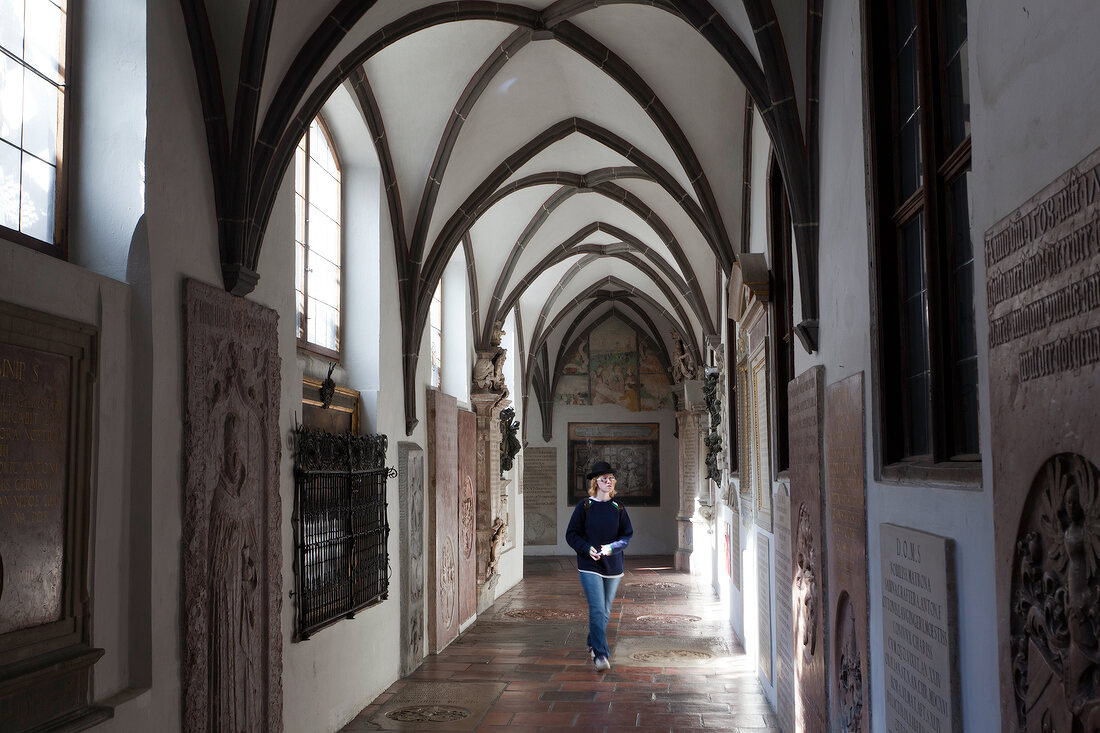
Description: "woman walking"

(565, 461), (633, 672)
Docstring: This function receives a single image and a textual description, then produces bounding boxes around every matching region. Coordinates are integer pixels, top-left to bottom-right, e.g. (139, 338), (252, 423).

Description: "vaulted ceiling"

(180, 0), (822, 434)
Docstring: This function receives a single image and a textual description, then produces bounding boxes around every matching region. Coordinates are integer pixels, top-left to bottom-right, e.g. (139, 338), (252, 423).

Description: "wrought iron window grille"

(292, 425), (395, 640)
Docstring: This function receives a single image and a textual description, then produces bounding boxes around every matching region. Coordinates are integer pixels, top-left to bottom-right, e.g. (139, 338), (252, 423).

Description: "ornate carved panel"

(426, 390), (459, 652)
(1010, 453), (1100, 731)
(458, 408), (477, 625)
(398, 443), (425, 676)
(182, 279), (282, 733)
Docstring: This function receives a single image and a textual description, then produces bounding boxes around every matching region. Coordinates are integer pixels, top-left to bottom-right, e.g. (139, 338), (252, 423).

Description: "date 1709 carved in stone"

(1011, 453), (1100, 731)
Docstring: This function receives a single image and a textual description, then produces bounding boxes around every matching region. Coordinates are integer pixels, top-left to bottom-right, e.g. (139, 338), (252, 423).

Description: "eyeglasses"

(596, 475), (616, 483)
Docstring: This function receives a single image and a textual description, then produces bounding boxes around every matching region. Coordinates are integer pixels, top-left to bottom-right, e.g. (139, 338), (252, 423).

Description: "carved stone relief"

(796, 503), (820, 666)
(835, 593), (863, 733)
(182, 279), (282, 733)
(461, 479), (475, 559)
(426, 390), (459, 652)
(458, 409), (477, 624)
(398, 443), (426, 676)
(1010, 453), (1100, 731)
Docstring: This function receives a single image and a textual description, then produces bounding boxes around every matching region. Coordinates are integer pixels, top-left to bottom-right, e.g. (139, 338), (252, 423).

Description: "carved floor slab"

(459, 623), (582, 648)
(612, 635), (734, 668)
(362, 681), (505, 731)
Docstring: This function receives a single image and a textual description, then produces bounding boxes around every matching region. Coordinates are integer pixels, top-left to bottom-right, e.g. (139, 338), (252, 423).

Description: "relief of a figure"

(208, 411), (263, 733)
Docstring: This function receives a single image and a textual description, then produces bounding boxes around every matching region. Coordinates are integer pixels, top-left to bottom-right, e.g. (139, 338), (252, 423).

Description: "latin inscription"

(880, 524), (959, 733)
(0, 342), (70, 634)
(758, 534), (773, 682)
(985, 155), (1100, 382)
(522, 447), (557, 546)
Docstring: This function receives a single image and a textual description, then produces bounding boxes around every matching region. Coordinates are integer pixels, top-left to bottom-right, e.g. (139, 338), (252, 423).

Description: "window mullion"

(302, 133), (311, 345)
(915, 0), (950, 461)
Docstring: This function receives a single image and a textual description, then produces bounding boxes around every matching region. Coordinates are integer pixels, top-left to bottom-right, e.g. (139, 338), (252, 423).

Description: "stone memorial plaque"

(522, 447), (557, 545)
(774, 487), (795, 733)
(985, 147), (1100, 731)
(729, 513), (741, 590)
(398, 442), (425, 676)
(758, 533), (773, 682)
(825, 372), (868, 733)
(879, 524), (960, 733)
(0, 302), (107, 732)
(182, 280), (282, 733)
(457, 409), (477, 626)
(0, 343), (69, 634)
(788, 365), (828, 732)
(751, 348), (772, 530)
(427, 390), (459, 653)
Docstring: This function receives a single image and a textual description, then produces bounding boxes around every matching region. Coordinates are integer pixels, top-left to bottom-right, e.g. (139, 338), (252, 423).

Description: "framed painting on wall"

(567, 422), (660, 506)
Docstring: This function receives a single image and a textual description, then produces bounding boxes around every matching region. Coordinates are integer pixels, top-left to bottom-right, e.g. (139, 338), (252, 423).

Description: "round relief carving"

(631, 649), (713, 662)
(1010, 453), (1100, 731)
(440, 537), (457, 626)
(634, 614), (701, 624)
(386, 705), (470, 722)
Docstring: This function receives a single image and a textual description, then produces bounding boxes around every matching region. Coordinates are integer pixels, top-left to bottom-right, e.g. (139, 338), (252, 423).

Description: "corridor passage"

(342, 556), (780, 732)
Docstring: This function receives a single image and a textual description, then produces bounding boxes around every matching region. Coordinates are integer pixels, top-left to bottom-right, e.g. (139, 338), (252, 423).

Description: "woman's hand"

(601, 544), (612, 556)
(589, 546), (602, 561)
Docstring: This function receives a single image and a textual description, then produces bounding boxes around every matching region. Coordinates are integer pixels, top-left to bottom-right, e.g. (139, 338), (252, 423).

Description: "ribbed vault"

(178, 0), (824, 434)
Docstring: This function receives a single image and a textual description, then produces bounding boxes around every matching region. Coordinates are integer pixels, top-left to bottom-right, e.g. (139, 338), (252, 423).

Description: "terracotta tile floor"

(342, 555), (780, 732)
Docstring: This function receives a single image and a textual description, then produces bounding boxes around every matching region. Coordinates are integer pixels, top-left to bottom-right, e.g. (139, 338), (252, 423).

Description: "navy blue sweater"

(565, 498), (634, 577)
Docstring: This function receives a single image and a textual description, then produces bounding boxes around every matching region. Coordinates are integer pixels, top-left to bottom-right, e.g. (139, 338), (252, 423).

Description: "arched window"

(295, 117), (342, 356)
(429, 282), (442, 388)
(1, 0), (69, 254)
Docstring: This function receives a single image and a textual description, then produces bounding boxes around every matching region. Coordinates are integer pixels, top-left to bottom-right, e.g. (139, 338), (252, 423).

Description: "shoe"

(594, 656), (611, 672)
(588, 646), (595, 662)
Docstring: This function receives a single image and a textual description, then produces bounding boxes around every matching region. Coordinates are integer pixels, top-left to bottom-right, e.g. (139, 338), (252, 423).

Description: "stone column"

(673, 380), (707, 572)
(471, 392), (507, 612)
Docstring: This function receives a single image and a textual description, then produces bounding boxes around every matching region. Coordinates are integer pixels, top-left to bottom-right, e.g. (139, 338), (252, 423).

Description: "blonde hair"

(587, 476), (616, 499)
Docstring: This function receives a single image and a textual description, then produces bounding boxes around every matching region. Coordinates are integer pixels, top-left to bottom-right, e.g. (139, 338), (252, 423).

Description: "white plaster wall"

(523, 402), (680, 557)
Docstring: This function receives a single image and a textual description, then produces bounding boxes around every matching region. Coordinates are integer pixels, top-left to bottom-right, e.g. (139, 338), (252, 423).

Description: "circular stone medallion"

(631, 649), (714, 663)
(634, 614), (702, 624)
(504, 608), (586, 622)
(386, 705), (471, 722)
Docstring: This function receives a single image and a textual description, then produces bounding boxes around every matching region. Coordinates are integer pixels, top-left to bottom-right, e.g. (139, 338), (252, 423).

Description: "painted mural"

(554, 317), (672, 411)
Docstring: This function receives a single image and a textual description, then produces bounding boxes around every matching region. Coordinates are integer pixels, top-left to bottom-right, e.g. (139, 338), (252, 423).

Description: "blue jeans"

(578, 572), (622, 659)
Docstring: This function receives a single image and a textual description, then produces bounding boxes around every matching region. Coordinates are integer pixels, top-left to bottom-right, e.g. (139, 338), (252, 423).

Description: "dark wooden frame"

(567, 422), (660, 507)
(0, 301), (110, 729)
(864, 0), (980, 482)
(767, 153), (794, 475)
(295, 114), (343, 361)
(0, 0), (72, 259)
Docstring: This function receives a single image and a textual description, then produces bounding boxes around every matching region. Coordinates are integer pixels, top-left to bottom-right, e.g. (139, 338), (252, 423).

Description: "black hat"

(586, 461), (616, 480)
